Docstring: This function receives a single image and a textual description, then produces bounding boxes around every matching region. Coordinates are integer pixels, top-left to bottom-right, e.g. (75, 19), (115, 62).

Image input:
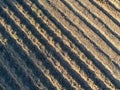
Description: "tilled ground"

(0, 0), (120, 90)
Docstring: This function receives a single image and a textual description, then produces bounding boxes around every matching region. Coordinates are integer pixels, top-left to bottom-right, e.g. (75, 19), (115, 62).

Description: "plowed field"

(0, 0), (120, 90)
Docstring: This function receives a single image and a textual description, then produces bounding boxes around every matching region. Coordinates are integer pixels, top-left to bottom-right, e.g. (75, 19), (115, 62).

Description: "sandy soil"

(0, 0), (120, 90)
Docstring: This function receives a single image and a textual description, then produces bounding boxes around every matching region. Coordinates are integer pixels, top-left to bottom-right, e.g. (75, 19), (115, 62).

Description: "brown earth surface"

(0, 0), (120, 90)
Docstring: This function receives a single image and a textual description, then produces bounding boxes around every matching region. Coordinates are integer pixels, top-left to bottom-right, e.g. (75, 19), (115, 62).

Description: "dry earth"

(0, 0), (120, 90)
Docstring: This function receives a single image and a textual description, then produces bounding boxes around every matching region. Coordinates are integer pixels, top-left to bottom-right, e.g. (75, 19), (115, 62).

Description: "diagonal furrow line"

(60, 0), (120, 60)
(36, 0), (120, 88)
(62, 0), (120, 74)
(26, 0), (116, 88)
(9, 0), (91, 88)
(89, 0), (120, 27)
(0, 31), (46, 90)
(108, 0), (120, 12)
(0, 0), (120, 89)
(0, 1), (74, 89)
(15, 0), (109, 89)
(0, 16), (56, 90)
(0, 1), (77, 89)
(94, 0), (120, 23)
(77, 0), (120, 42)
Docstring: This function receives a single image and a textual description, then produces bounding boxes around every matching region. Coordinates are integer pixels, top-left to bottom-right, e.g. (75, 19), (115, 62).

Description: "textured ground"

(0, 0), (120, 90)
